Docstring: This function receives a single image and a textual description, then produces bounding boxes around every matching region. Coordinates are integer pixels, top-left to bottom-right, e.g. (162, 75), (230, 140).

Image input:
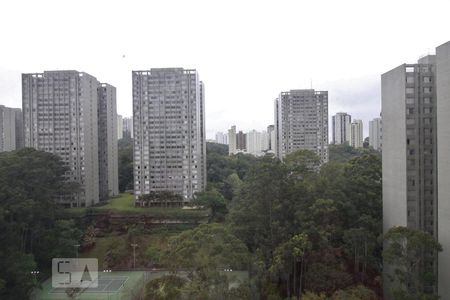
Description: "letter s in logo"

(57, 260), (71, 285)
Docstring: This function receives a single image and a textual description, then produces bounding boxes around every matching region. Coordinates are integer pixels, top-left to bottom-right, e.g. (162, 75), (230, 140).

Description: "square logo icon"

(52, 258), (98, 288)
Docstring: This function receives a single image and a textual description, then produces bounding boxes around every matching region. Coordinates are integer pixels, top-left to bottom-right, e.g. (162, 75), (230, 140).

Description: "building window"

(406, 97), (415, 104)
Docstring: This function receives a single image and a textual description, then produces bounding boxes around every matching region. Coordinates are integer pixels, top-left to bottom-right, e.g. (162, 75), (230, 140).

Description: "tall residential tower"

(274, 89), (328, 162)
(0, 105), (23, 152)
(382, 54), (441, 296)
(369, 117), (382, 151)
(332, 112), (351, 145)
(22, 70), (117, 207)
(98, 83), (119, 200)
(350, 119), (364, 148)
(436, 41), (450, 299)
(132, 68), (206, 203)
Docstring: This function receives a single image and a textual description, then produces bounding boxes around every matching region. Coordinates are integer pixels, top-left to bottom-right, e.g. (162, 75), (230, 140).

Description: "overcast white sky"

(1, 0), (449, 138)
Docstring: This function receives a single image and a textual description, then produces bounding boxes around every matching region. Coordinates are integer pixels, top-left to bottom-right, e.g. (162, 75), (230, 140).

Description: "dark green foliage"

(206, 141), (228, 156)
(193, 189), (228, 222)
(226, 150), (382, 298)
(118, 136), (133, 192)
(206, 142), (257, 199)
(363, 137), (370, 148)
(383, 226), (442, 300)
(137, 191), (184, 207)
(329, 144), (380, 163)
(145, 275), (187, 300)
(161, 223), (250, 299)
(0, 148), (82, 299)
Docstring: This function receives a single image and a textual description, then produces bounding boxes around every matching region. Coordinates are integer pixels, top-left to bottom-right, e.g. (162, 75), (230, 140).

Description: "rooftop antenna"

(310, 78), (313, 89)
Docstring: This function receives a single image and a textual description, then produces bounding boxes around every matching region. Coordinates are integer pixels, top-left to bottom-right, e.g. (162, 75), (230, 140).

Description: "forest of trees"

(198, 144), (383, 299)
(0, 149), (83, 299)
(0, 144), (442, 299)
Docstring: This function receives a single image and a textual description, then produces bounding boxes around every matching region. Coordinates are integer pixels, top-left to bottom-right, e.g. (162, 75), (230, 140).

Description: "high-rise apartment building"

(117, 115), (123, 140)
(436, 41), (450, 299)
(199, 81), (206, 193)
(22, 70), (117, 207)
(236, 130), (246, 151)
(132, 68), (206, 202)
(350, 119), (364, 148)
(215, 131), (228, 145)
(228, 125), (237, 155)
(261, 130), (269, 152)
(369, 116), (382, 151)
(332, 112), (351, 145)
(123, 117), (133, 138)
(382, 53), (441, 296)
(98, 83), (119, 201)
(246, 129), (269, 156)
(0, 105), (23, 152)
(274, 89), (328, 162)
(267, 125), (275, 152)
(274, 99), (281, 157)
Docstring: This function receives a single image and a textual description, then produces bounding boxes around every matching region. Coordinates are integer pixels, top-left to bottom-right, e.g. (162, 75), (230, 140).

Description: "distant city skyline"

(1, 1), (450, 139)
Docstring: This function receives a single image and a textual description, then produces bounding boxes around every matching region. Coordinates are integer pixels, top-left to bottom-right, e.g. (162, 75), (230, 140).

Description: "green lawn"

(64, 193), (209, 220)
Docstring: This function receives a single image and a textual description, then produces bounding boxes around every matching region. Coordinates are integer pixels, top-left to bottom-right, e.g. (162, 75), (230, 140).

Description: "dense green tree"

(383, 226), (442, 300)
(332, 284), (377, 300)
(0, 148), (82, 299)
(161, 223), (250, 299)
(228, 156), (289, 259)
(137, 191), (183, 207)
(118, 136), (133, 192)
(328, 144), (379, 163)
(145, 275), (187, 300)
(193, 189), (228, 222)
(221, 172), (243, 201)
(270, 233), (311, 298)
(206, 142), (257, 192)
(363, 137), (370, 148)
(206, 141), (228, 156)
(226, 150), (382, 298)
(285, 149), (321, 176)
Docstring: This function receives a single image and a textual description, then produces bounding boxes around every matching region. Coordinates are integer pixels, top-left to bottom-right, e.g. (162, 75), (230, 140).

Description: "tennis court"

(33, 271), (146, 300)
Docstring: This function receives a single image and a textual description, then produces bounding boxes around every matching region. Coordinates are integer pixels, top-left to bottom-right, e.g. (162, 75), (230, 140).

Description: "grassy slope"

(67, 194), (207, 269)
(64, 193), (209, 219)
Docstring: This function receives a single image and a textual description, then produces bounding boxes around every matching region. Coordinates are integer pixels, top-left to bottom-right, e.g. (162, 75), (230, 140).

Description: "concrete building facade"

(436, 41), (450, 299)
(236, 130), (246, 151)
(267, 125), (275, 152)
(215, 131), (228, 145)
(123, 117), (133, 138)
(369, 117), (382, 151)
(246, 129), (269, 156)
(132, 68), (206, 202)
(117, 114), (123, 139)
(98, 83), (119, 200)
(350, 119), (364, 148)
(382, 55), (439, 295)
(22, 70), (112, 207)
(228, 125), (237, 155)
(274, 99), (281, 157)
(332, 112), (351, 145)
(0, 105), (24, 152)
(275, 89), (328, 162)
